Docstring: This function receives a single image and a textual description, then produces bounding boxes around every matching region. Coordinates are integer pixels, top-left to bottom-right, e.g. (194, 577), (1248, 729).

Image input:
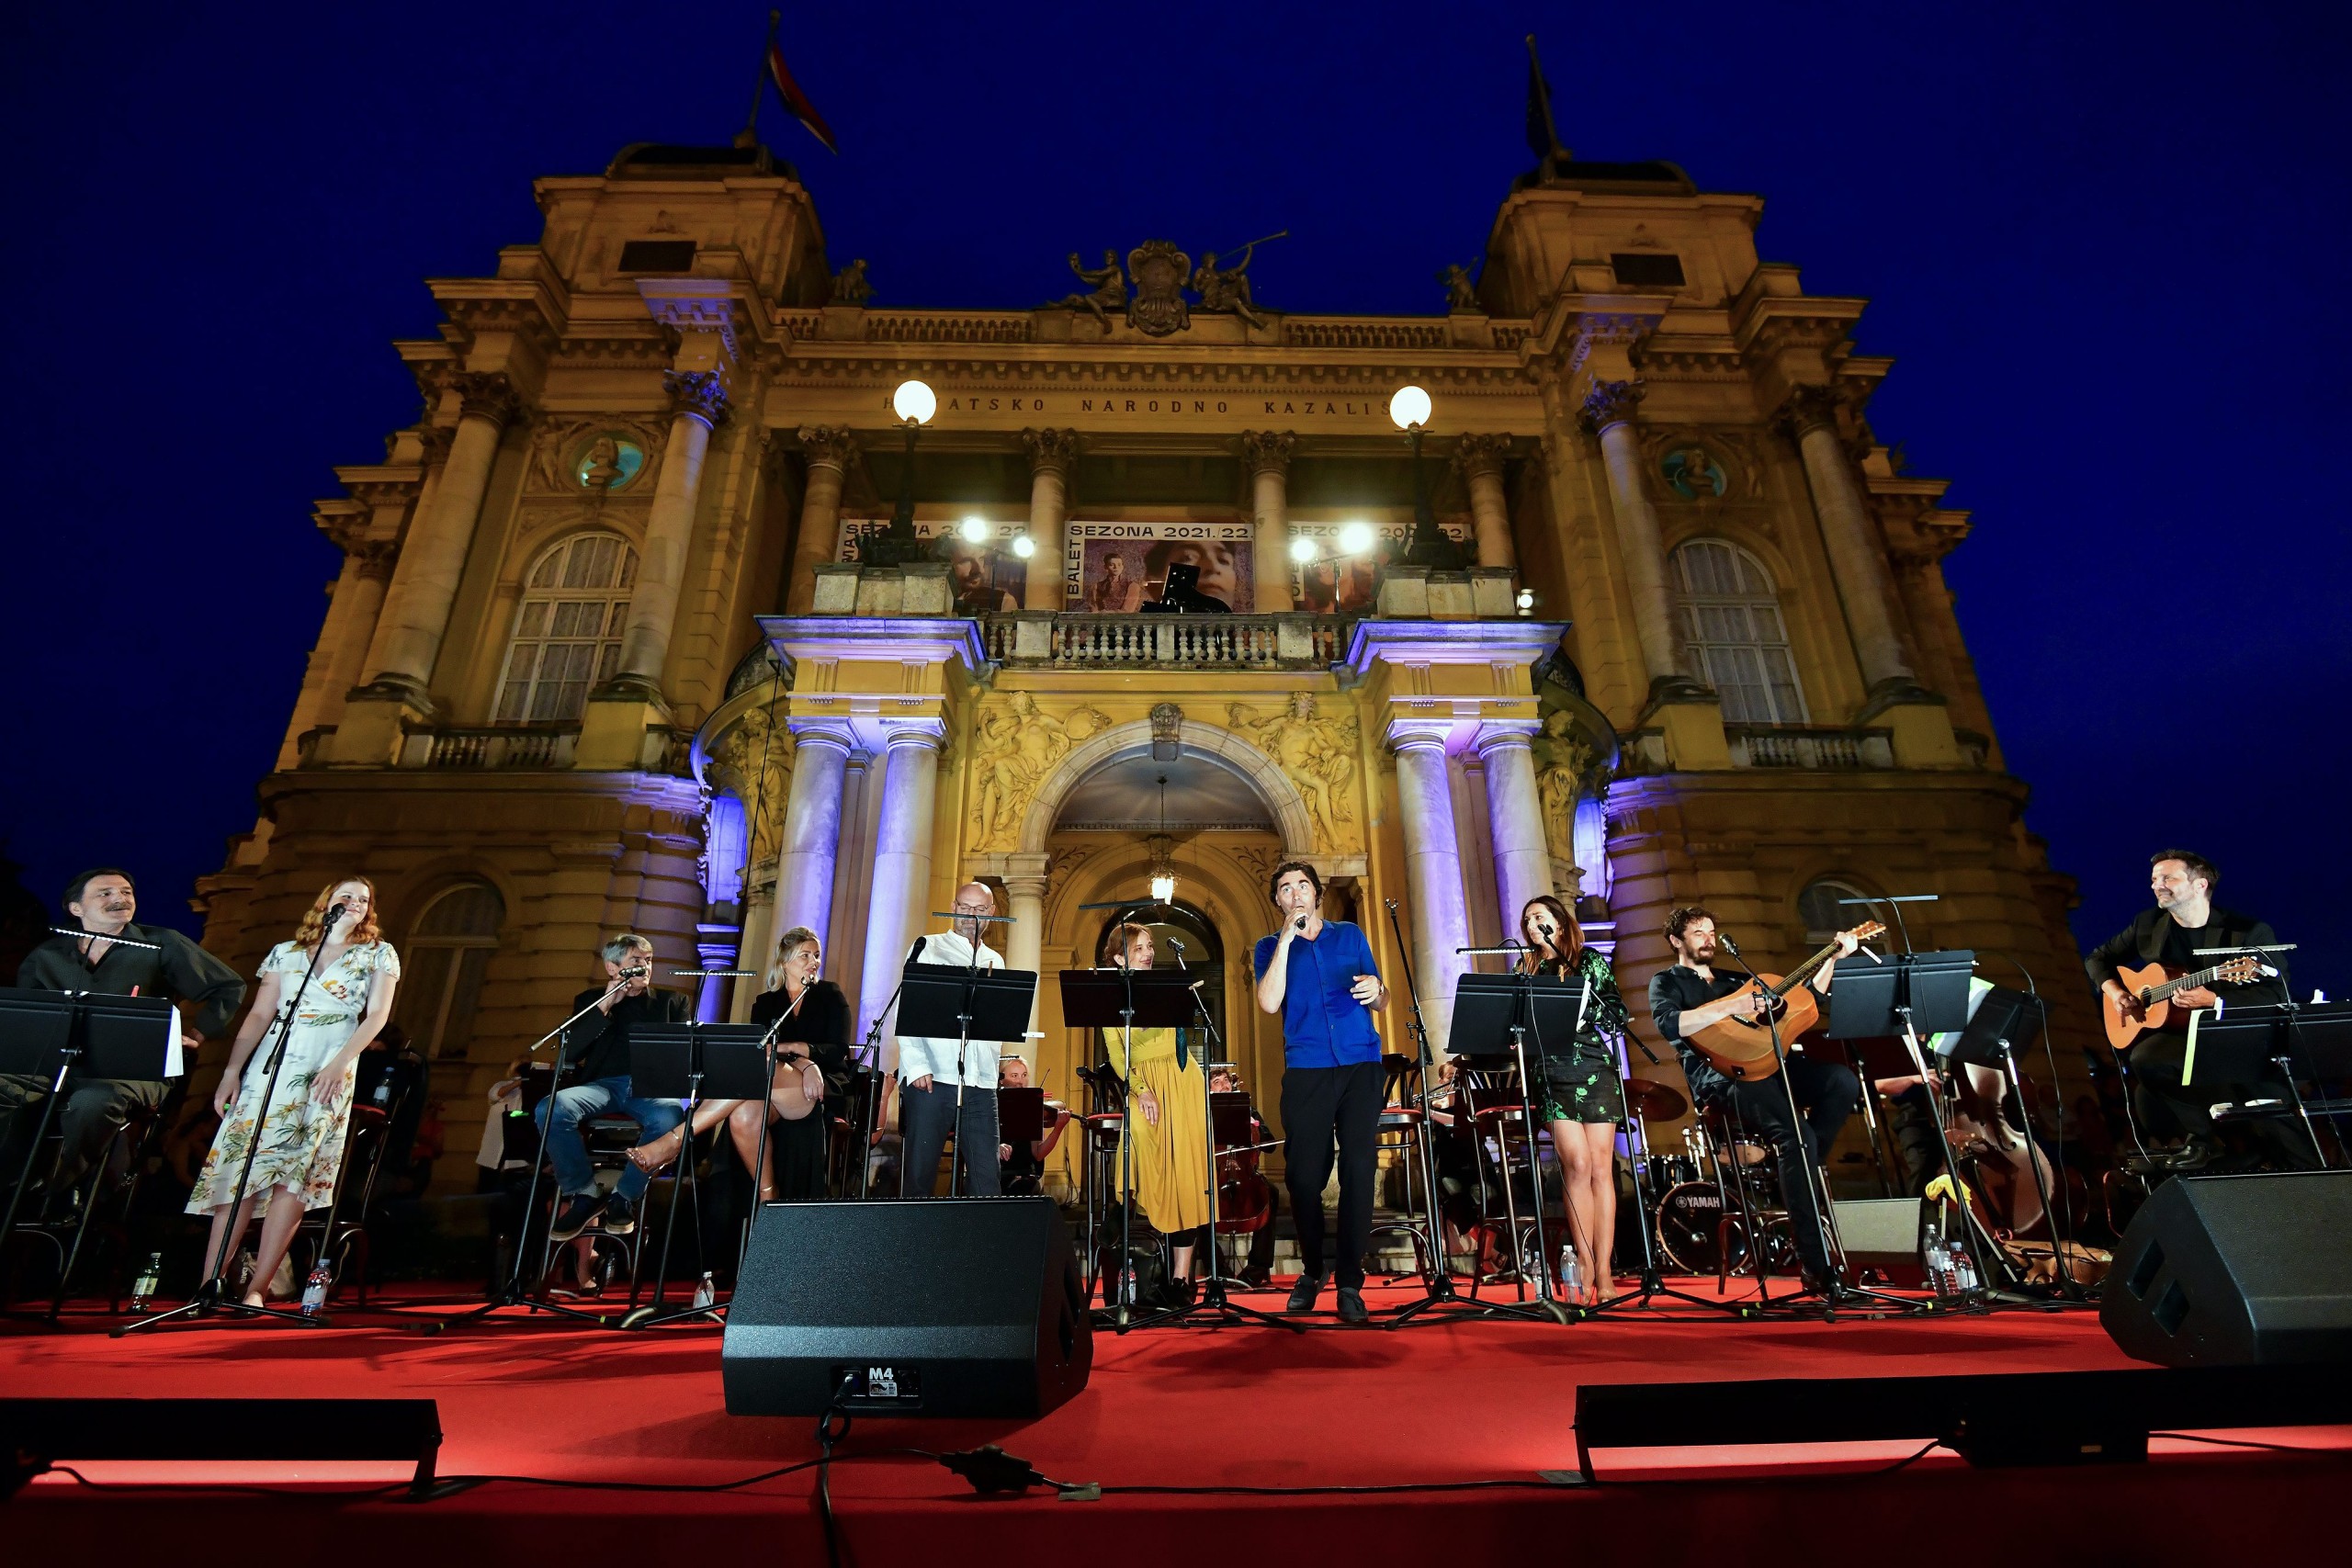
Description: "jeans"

(1713, 1054), (1859, 1279)
(899, 1080), (1000, 1197)
(534, 1075), (684, 1201)
(1280, 1060), (1385, 1289)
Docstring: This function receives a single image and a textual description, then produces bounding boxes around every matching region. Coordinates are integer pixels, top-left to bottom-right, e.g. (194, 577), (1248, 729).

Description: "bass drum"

(1655, 1181), (1747, 1276)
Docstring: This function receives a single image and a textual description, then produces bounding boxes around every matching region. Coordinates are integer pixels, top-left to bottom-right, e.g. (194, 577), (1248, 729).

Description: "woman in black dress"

(627, 926), (848, 1200)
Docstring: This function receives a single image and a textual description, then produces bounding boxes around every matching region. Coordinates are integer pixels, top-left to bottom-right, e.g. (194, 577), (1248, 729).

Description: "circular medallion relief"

(575, 434), (647, 492)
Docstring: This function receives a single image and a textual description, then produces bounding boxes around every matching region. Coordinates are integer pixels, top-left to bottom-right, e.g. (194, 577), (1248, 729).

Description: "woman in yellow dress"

(1101, 923), (1210, 1287)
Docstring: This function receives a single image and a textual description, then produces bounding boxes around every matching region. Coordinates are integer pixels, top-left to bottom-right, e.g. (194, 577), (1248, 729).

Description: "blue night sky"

(5, 3), (2347, 988)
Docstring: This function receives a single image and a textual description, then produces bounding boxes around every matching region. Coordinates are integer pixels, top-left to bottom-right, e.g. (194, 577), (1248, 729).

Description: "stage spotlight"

(1516, 588), (1536, 612)
(1011, 534), (1036, 558)
(1288, 536), (1318, 563)
(1387, 384), (1431, 431)
(958, 514), (989, 543)
(1338, 521), (1376, 556)
(892, 379), (937, 425)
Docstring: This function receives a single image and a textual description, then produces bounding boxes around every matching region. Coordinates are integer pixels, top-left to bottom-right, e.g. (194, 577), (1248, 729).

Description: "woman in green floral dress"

(187, 876), (399, 1307)
(1518, 894), (1628, 1306)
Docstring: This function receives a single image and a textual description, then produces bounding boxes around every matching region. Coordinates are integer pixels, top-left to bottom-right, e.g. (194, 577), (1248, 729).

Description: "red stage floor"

(6, 1276), (2346, 1562)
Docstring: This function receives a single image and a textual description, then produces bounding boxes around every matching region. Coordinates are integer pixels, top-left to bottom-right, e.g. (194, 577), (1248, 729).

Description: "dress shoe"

(599, 1196), (639, 1235)
(1285, 1273), (1324, 1313)
(1335, 1285), (1369, 1324)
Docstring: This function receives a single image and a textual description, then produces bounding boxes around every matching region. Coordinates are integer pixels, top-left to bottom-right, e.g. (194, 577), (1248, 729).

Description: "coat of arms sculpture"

(1125, 241), (1192, 336)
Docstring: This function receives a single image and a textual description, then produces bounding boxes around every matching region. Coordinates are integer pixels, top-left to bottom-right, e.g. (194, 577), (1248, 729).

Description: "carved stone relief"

(1225, 693), (1362, 853)
(967, 694), (1115, 850)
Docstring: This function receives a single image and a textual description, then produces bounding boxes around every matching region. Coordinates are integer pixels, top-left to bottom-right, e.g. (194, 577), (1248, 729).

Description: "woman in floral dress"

(1518, 894), (1628, 1306)
(187, 877), (400, 1307)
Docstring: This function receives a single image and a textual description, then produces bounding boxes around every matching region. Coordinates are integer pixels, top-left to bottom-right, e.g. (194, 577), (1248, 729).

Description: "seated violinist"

(1210, 1065), (1280, 1290)
(996, 1055), (1071, 1195)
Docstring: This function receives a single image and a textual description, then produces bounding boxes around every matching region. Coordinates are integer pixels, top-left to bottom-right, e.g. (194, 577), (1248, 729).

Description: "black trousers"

(1713, 1054), (1859, 1279)
(0, 1074), (167, 1194)
(2128, 1039), (2317, 1169)
(1280, 1060), (1385, 1289)
(899, 1081), (1001, 1197)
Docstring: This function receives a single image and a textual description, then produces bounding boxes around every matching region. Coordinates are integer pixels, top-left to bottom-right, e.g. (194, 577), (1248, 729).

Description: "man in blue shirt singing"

(1253, 860), (1385, 1324)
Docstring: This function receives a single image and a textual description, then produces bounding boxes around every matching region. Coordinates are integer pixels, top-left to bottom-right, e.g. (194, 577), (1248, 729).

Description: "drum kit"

(1627, 1090), (1796, 1281)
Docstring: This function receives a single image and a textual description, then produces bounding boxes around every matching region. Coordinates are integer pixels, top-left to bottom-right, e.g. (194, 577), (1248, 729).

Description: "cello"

(1208, 1066), (1274, 1235)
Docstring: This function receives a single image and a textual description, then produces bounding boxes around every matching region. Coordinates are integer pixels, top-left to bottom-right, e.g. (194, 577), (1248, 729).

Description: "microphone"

(1294, 916), (1307, 933)
(1716, 931), (1741, 956)
(618, 964), (650, 978)
(325, 901), (351, 925)
(910, 937), (928, 963)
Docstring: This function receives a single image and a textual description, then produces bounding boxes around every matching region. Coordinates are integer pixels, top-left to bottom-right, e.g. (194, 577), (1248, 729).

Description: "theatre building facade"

(196, 140), (2092, 1185)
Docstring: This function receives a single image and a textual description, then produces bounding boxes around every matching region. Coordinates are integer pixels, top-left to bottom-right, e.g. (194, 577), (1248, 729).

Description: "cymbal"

(1622, 1077), (1689, 1122)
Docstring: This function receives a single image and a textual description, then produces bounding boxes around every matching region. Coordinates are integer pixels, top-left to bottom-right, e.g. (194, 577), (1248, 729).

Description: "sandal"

(627, 1126), (686, 1173)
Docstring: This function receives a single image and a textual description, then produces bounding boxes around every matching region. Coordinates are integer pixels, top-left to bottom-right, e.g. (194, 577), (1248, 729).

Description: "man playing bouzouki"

(2086, 849), (2312, 1169)
(1648, 906), (1860, 1292)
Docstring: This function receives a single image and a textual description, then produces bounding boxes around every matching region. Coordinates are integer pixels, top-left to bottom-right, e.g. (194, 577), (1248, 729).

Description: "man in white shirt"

(897, 882), (1009, 1197)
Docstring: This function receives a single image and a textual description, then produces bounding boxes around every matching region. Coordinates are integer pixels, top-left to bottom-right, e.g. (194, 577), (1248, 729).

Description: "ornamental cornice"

(351, 540), (399, 581)
(313, 499), (368, 553)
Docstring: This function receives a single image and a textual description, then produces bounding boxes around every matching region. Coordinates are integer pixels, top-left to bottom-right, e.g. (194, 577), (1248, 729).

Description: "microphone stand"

(119, 909), (355, 1336)
(1385, 913), (1566, 1326)
(424, 972), (643, 1332)
(1713, 931), (1910, 1319)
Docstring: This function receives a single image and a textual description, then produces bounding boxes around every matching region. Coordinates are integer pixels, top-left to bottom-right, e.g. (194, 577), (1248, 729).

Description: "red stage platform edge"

(5, 1277), (2346, 1562)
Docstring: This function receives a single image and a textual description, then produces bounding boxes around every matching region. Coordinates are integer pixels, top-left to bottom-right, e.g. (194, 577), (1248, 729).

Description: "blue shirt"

(1252, 919), (1382, 1069)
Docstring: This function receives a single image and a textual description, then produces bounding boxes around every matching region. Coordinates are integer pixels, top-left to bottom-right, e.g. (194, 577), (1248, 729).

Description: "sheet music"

(163, 1004), (184, 1078)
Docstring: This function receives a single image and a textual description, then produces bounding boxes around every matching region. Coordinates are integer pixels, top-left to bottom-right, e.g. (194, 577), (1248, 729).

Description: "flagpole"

(1525, 33), (1568, 162)
(738, 9), (780, 148)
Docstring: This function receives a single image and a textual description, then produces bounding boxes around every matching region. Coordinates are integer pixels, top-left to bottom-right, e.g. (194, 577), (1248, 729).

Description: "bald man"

(896, 882), (1010, 1197)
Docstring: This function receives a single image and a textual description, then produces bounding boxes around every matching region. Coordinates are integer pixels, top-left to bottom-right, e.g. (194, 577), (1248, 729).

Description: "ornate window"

(1671, 539), (1807, 726)
(395, 882), (504, 1059)
(1797, 877), (1875, 945)
(494, 533), (638, 724)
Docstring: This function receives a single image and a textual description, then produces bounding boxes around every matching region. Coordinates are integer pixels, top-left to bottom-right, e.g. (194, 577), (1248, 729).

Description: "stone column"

(730, 863), (780, 1023)
(854, 723), (944, 1055)
(325, 544), (396, 704)
(1242, 430), (1295, 613)
(1454, 433), (1517, 570)
(783, 426), (855, 614)
(360, 373), (519, 704)
(775, 722), (854, 957)
(1783, 386), (1917, 695)
(1474, 722), (1552, 940)
(1001, 854), (1051, 1036)
(609, 371), (730, 694)
(1021, 430), (1076, 611)
(1390, 725), (1472, 1058)
(1577, 380), (1695, 698)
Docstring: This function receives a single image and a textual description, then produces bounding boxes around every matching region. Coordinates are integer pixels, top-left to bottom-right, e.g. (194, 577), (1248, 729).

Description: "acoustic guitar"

(2101, 955), (2262, 1051)
(1683, 922), (1885, 1081)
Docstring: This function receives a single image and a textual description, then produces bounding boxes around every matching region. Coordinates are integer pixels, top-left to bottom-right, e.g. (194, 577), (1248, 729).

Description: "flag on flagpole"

(767, 36), (838, 155)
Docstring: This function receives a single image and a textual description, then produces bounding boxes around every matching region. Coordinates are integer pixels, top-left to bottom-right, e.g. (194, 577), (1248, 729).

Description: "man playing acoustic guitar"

(2086, 849), (2312, 1169)
(1648, 906), (1860, 1292)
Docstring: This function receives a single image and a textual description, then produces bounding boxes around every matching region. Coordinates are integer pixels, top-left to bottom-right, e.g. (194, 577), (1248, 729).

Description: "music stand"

(899, 964), (1036, 1198)
(1059, 968), (1195, 1328)
(1442, 972), (1585, 1324)
(0, 993), (175, 1277)
(2187, 1001), (2352, 1167)
(622, 1022), (772, 1328)
(1824, 952), (2000, 1303)
(1946, 985), (2085, 1301)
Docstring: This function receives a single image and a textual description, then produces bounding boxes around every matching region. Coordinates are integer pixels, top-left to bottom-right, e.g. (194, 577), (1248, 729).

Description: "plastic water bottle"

(1951, 1242), (1981, 1294)
(692, 1271), (717, 1311)
(130, 1251), (164, 1311)
(300, 1258), (333, 1317)
(1558, 1247), (1584, 1300)
(1922, 1225), (1953, 1298)
(371, 1077), (392, 1111)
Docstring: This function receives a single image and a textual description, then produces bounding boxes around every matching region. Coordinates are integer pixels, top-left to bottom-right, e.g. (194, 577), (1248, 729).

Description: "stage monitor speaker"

(2102, 1170), (2352, 1367)
(722, 1196), (1091, 1418)
(1833, 1197), (1926, 1288)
